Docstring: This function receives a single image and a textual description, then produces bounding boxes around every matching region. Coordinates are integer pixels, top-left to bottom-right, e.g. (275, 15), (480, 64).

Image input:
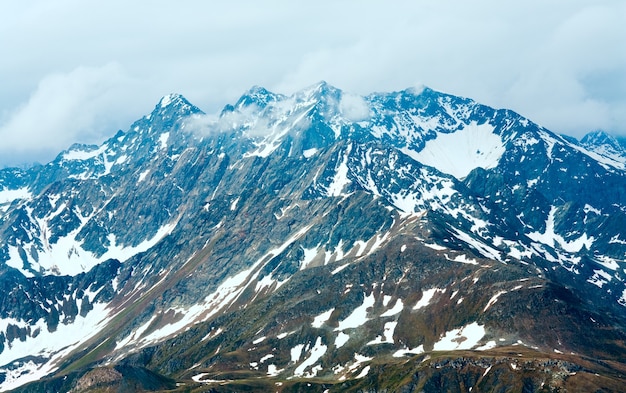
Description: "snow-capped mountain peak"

(580, 129), (626, 167)
(158, 93), (190, 109)
(1, 84), (625, 391)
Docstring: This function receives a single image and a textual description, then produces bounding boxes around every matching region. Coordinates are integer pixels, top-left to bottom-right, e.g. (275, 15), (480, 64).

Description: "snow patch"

(476, 340), (497, 351)
(300, 246), (319, 270)
(367, 321), (397, 345)
(618, 289), (626, 307)
(293, 337), (327, 378)
(433, 322), (486, 351)
(413, 288), (445, 310)
(312, 308), (334, 328)
(191, 374), (232, 384)
(115, 154), (128, 165)
(62, 144), (107, 161)
(449, 254), (479, 265)
(331, 263), (350, 275)
(6, 221), (177, 277)
(230, 197), (240, 211)
(355, 365), (371, 379)
(0, 188), (31, 204)
(404, 122), (504, 179)
(450, 227), (502, 261)
(335, 332), (350, 348)
(594, 255), (620, 271)
(528, 206), (595, 253)
(424, 243), (447, 251)
(291, 344), (305, 363)
(587, 269), (613, 288)
(335, 292), (375, 331)
(0, 303), (113, 391)
(267, 364), (284, 376)
(158, 132), (170, 150)
(303, 148), (318, 158)
(484, 290), (508, 312)
(326, 146), (352, 196)
(393, 345), (424, 358)
(137, 169), (150, 183)
(160, 94), (173, 108)
(380, 299), (404, 317)
(346, 354), (372, 377)
(609, 235), (626, 245)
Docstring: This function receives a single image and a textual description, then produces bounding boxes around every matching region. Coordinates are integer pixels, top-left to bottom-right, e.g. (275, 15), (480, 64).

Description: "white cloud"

(0, 63), (145, 164)
(186, 104), (268, 137)
(186, 97), (312, 139)
(0, 1), (625, 166)
(339, 93), (370, 122)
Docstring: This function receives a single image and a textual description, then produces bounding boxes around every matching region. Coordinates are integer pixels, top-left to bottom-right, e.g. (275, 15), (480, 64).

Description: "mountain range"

(0, 82), (625, 392)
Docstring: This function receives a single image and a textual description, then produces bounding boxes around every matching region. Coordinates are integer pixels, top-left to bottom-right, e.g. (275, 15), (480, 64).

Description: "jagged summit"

(148, 93), (203, 125)
(234, 85), (286, 110)
(579, 129), (626, 169)
(581, 129), (624, 151)
(157, 93), (191, 109)
(298, 80), (342, 98)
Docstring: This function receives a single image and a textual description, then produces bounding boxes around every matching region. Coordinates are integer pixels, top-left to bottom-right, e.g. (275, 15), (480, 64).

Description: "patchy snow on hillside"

(5, 221), (177, 277)
(116, 225), (314, 352)
(293, 337), (327, 378)
(483, 290), (508, 311)
(326, 146), (352, 196)
(528, 206), (595, 253)
(303, 148), (318, 158)
(0, 303), (113, 391)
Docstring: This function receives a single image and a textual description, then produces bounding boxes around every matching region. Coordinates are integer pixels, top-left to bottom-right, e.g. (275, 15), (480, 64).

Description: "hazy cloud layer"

(1, 0), (624, 166)
(339, 93), (371, 122)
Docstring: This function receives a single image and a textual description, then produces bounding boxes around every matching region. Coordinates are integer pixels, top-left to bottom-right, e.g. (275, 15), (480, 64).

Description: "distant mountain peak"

(235, 86), (284, 110)
(158, 93), (187, 108)
(143, 93), (203, 131)
(581, 130), (621, 148)
(580, 129), (626, 166)
(153, 93), (201, 115)
(300, 80), (342, 99)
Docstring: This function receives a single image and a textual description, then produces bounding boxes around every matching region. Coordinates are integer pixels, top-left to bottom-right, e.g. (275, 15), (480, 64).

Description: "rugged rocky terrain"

(0, 82), (625, 392)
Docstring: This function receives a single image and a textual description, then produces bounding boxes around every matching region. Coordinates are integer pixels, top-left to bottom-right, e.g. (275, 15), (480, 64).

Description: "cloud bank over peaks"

(186, 84), (370, 138)
(0, 63), (145, 167)
(339, 93), (371, 122)
(185, 98), (312, 139)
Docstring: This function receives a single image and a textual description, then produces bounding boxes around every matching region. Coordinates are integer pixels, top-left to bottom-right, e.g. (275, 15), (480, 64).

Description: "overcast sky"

(1, 1), (625, 167)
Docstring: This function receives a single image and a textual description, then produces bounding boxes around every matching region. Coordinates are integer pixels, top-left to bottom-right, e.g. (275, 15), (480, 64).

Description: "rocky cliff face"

(0, 82), (625, 391)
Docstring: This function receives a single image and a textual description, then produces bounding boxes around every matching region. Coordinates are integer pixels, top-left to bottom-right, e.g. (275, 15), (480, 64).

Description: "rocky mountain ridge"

(0, 82), (625, 391)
